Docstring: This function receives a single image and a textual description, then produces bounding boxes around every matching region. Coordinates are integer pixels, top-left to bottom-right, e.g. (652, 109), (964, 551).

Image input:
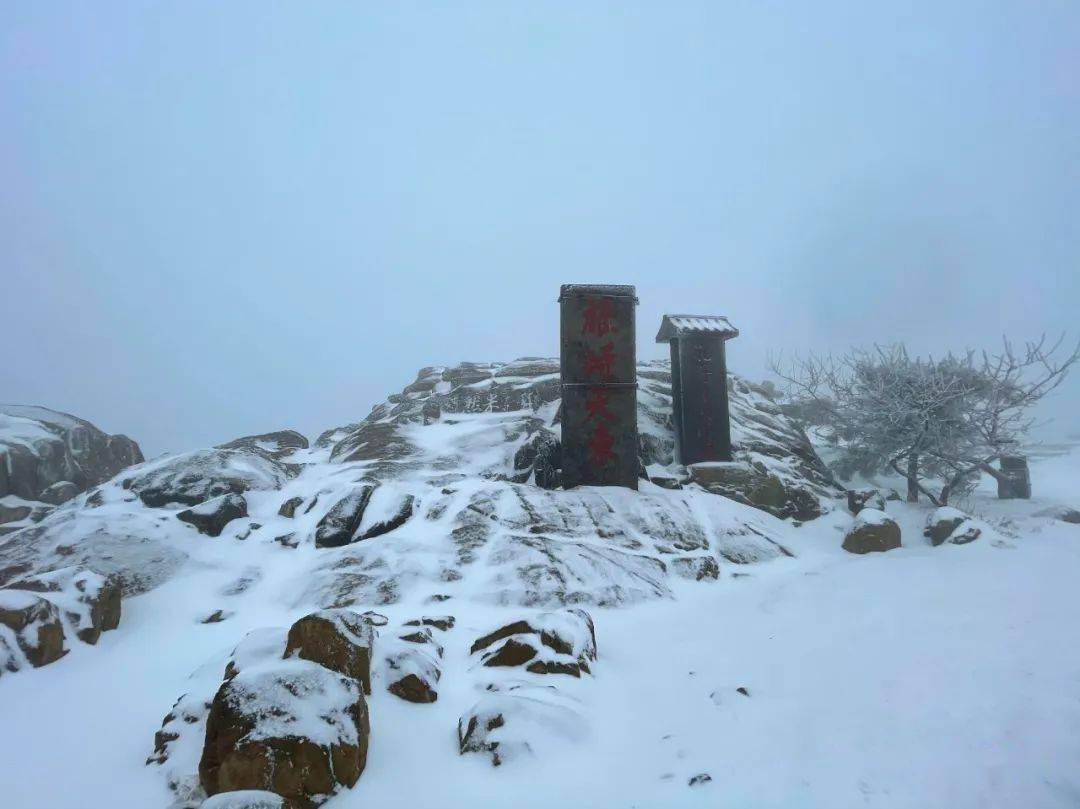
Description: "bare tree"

(770, 336), (1079, 505)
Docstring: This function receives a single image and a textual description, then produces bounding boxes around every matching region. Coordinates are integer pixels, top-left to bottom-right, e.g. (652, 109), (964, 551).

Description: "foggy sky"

(3, 2), (1078, 457)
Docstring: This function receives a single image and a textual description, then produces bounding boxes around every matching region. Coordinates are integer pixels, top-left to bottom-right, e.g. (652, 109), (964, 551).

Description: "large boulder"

(0, 589), (66, 669)
(512, 429), (561, 490)
(198, 658), (369, 807)
(123, 448), (294, 508)
(471, 609), (597, 678)
(689, 461), (823, 522)
(313, 485), (376, 549)
(283, 609), (374, 695)
(458, 682), (588, 766)
(0, 405), (143, 501)
(4, 566), (121, 644)
(924, 507), (982, 546)
(38, 481), (80, 506)
(218, 430), (309, 461)
(385, 642), (441, 703)
(842, 509), (901, 554)
(317, 359), (840, 519)
(177, 494), (249, 538)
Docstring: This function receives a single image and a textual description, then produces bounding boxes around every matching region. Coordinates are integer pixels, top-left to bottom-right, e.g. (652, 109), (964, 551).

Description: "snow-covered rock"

(384, 636), (441, 703)
(218, 429), (309, 461)
(924, 507), (983, 546)
(3, 565), (120, 644)
(199, 657), (369, 805)
(123, 447), (296, 508)
(470, 609), (597, 678)
(458, 682), (589, 766)
(0, 405), (143, 502)
(283, 609), (375, 695)
(847, 487), (888, 515)
(177, 493), (249, 537)
(0, 589), (66, 670)
(842, 508), (901, 554)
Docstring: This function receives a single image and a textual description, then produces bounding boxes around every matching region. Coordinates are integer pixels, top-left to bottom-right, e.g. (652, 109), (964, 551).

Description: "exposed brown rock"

(0, 590), (66, 667)
(198, 659), (369, 807)
(842, 510), (901, 554)
(284, 609), (374, 695)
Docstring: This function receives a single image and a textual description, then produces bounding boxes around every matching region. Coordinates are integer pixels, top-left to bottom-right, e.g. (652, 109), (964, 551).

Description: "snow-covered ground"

(1, 442), (1079, 808)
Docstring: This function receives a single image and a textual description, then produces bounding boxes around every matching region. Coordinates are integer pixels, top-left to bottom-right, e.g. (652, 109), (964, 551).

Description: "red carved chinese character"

(588, 422), (616, 466)
(586, 388), (614, 422)
(584, 342), (615, 378)
(581, 298), (617, 337)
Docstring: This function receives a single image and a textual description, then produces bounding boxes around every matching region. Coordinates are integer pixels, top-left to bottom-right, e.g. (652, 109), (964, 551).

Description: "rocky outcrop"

(847, 488), (887, 515)
(458, 682), (588, 766)
(924, 507), (982, 546)
(178, 494), (249, 538)
(38, 481), (79, 506)
(842, 509), (901, 554)
(385, 642), (441, 703)
(689, 461), (823, 522)
(384, 615), (450, 703)
(0, 589), (66, 669)
(0, 565), (122, 674)
(283, 609), (374, 695)
(218, 430), (309, 460)
(198, 658), (369, 808)
(312, 483), (415, 548)
(4, 566), (121, 644)
(0, 405), (143, 502)
(512, 429), (561, 489)
(471, 609), (597, 678)
(313, 484), (376, 548)
(318, 359), (840, 519)
(277, 497), (304, 518)
(123, 448), (295, 509)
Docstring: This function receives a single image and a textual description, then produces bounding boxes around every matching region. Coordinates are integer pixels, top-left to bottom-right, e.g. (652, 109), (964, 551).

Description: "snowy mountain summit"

(2, 360), (1078, 809)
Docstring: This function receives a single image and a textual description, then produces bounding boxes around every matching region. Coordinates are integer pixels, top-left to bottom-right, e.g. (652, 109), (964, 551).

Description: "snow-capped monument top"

(654, 314), (739, 343)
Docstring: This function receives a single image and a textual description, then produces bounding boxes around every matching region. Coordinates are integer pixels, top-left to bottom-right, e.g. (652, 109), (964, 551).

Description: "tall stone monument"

(655, 314), (739, 466)
(559, 284), (639, 490)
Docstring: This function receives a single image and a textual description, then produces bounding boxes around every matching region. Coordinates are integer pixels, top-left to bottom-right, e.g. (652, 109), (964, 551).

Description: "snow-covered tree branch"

(770, 336), (1080, 505)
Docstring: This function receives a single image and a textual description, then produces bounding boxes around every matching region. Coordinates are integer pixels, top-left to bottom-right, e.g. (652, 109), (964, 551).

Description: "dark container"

(559, 284), (638, 489)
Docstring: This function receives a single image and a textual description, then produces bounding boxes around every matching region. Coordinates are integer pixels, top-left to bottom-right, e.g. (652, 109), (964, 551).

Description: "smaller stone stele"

(284, 609), (375, 695)
(655, 314), (739, 466)
(842, 508), (901, 554)
(997, 455), (1031, 500)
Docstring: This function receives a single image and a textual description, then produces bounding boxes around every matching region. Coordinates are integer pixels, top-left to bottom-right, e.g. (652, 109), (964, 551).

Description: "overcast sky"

(2, 2), (1078, 456)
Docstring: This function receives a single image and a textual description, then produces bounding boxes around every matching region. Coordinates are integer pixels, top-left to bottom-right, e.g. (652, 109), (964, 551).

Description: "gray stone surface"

(0, 405), (143, 501)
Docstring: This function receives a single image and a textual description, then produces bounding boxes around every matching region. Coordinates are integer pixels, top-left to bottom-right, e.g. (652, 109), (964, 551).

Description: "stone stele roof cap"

(655, 314), (739, 343)
(558, 284), (638, 302)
